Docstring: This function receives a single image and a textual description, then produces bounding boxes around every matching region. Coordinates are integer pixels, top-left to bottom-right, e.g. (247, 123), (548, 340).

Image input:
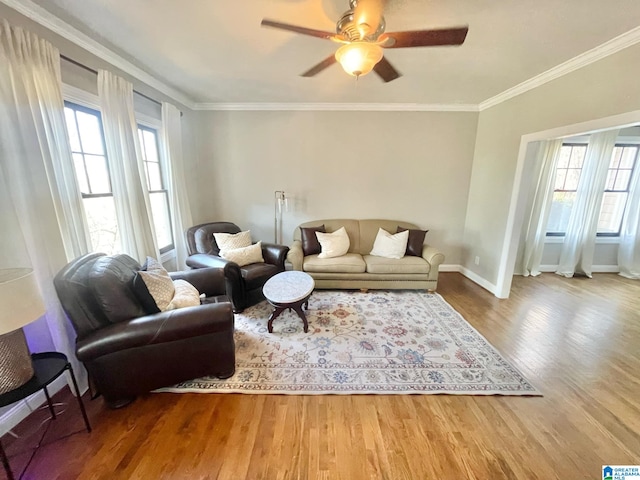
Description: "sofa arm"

(186, 253), (230, 270)
(287, 240), (304, 271)
(422, 245), (445, 267)
(170, 268), (226, 297)
(261, 243), (289, 270)
(76, 302), (234, 361)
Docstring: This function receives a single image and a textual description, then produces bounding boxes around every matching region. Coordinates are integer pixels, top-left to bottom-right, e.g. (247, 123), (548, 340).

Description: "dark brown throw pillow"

(397, 227), (428, 257)
(300, 225), (326, 256)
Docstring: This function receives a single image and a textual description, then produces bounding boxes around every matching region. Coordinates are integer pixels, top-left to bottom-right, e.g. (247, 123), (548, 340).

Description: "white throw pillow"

(316, 227), (350, 259)
(138, 257), (175, 311)
(214, 230), (252, 254)
(167, 279), (201, 310)
(370, 228), (409, 259)
(220, 241), (265, 266)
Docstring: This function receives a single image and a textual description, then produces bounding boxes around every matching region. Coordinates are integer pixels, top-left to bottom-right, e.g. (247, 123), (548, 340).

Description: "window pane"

(85, 154), (111, 194)
(605, 169), (617, 190)
(72, 154), (89, 194)
(138, 130), (147, 161)
(597, 192), (627, 234)
(609, 147), (622, 168)
(143, 130), (159, 162)
(83, 196), (120, 255)
(547, 191), (576, 234)
(564, 168), (581, 191)
(568, 146), (586, 168)
(557, 147), (571, 168)
(147, 162), (163, 190)
(76, 111), (104, 155)
(554, 169), (567, 190)
(620, 147), (638, 169)
(64, 108), (82, 151)
(613, 169), (632, 191)
(149, 192), (173, 250)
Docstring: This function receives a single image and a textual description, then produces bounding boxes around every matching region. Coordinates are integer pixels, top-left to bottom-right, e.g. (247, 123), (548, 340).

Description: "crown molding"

(192, 102), (479, 112)
(479, 26), (640, 111)
(0, 0), (196, 109)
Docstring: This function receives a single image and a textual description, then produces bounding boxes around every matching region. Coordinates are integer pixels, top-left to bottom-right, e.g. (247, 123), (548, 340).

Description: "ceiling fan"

(261, 0), (468, 82)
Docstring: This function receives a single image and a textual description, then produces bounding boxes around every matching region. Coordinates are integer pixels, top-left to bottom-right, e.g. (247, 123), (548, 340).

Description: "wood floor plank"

(1, 272), (639, 479)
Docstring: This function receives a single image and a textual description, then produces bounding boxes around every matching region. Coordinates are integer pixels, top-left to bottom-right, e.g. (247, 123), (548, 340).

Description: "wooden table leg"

(291, 303), (309, 333)
(267, 306), (286, 333)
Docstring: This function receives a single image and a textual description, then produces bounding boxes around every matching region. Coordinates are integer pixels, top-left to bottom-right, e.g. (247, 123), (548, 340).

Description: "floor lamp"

(274, 190), (289, 244)
(0, 269), (45, 394)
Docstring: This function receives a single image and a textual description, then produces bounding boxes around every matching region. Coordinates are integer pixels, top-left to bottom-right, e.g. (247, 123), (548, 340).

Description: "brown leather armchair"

(54, 253), (235, 408)
(186, 222), (289, 313)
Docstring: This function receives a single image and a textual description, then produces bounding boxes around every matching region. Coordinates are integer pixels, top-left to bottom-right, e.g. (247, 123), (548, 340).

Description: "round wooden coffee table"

(263, 271), (315, 333)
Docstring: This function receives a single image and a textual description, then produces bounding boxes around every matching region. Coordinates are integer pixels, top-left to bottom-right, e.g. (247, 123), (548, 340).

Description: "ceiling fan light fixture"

(335, 42), (383, 78)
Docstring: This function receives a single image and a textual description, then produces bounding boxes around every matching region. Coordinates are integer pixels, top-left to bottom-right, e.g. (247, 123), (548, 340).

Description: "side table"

(0, 352), (91, 480)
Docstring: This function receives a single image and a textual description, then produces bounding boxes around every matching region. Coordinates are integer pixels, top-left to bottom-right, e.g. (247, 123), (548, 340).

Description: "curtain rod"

(60, 54), (164, 108)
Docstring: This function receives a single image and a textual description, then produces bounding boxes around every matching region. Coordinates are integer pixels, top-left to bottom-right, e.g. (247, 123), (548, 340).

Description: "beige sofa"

(287, 219), (445, 291)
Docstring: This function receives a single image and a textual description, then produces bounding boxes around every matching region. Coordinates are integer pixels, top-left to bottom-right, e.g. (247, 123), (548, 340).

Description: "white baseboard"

(0, 375), (68, 436)
(439, 264), (498, 295)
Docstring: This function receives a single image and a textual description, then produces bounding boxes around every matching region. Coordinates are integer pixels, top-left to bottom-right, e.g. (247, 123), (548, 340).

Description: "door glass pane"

(149, 192), (173, 250)
(613, 170), (632, 191)
(76, 111), (104, 155)
(85, 155), (111, 194)
(83, 196), (120, 255)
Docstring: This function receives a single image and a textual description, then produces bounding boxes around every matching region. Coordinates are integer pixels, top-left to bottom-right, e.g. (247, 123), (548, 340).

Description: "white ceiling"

(22, 0), (640, 106)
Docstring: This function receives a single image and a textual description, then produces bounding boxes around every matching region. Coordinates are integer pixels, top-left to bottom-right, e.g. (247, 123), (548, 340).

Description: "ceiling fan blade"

(381, 26), (468, 48)
(373, 57), (401, 82)
(261, 19), (337, 41)
(301, 55), (337, 77)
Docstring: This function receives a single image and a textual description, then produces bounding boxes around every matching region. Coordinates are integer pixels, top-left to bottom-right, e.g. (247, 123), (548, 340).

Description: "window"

(598, 145), (638, 235)
(138, 126), (174, 253)
(546, 142), (639, 237)
(64, 101), (120, 254)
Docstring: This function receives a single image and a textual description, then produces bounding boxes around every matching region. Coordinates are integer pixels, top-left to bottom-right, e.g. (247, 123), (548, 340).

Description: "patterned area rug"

(158, 290), (539, 395)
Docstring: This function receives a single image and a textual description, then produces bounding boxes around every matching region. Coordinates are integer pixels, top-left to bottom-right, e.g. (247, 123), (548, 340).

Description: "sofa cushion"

(300, 225), (325, 256)
(397, 227), (428, 257)
(214, 230), (252, 254)
(303, 253), (366, 273)
(364, 255), (431, 274)
(220, 241), (265, 267)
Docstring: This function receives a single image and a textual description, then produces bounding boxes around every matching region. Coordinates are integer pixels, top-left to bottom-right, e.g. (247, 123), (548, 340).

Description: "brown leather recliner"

(186, 222), (289, 313)
(54, 253), (235, 408)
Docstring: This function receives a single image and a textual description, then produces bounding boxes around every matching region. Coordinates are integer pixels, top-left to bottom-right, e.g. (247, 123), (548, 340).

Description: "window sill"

(544, 236), (620, 245)
(160, 249), (176, 264)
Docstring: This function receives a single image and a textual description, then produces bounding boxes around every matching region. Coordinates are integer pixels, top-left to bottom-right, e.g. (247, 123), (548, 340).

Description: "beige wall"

(194, 110), (479, 265)
(463, 42), (640, 288)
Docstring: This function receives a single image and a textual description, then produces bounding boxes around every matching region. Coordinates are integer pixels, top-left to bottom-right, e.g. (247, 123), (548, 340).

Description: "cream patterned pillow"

(167, 279), (201, 310)
(316, 227), (350, 259)
(137, 257), (175, 311)
(220, 241), (265, 267)
(370, 228), (409, 259)
(213, 230), (252, 254)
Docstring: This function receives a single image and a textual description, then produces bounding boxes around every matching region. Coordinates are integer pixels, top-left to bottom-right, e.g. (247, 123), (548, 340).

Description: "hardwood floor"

(1, 273), (639, 479)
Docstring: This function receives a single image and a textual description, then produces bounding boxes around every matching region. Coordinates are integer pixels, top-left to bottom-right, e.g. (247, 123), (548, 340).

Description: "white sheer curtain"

(618, 152), (640, 279)
(521, 139), (564, 276)
(0, 20), (90, 391)
(98, 70), (160, 262)
(161, 103), (194, 270)
(556, 129), (620, 278)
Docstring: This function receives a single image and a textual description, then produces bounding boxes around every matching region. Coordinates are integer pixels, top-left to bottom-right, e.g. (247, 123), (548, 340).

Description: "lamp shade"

(0, 268), (46, 335)
(335, 42), (384, 78)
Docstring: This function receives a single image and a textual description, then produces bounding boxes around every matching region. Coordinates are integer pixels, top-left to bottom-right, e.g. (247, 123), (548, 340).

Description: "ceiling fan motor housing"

(337, 1), (386, 41)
